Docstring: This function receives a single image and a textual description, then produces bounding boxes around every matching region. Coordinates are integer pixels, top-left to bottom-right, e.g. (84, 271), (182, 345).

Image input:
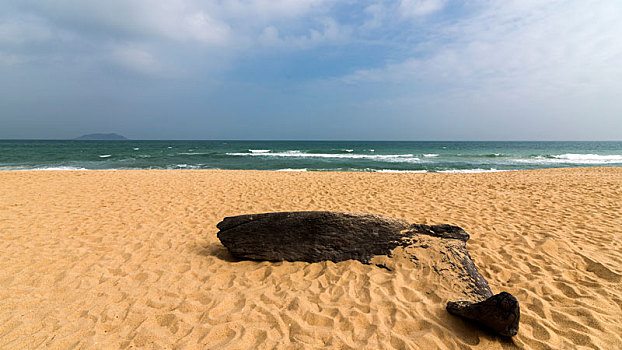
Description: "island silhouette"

(74, 133), (128, 140)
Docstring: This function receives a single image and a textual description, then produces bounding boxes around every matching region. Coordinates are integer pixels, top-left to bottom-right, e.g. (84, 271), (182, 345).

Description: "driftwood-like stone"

(217, 211), (412, 263)
(216, 211), (519, 337)
(447, 292), (520, 337)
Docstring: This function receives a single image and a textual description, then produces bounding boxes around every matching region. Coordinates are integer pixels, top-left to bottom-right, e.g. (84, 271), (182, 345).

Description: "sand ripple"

(0, 168), (621, 349)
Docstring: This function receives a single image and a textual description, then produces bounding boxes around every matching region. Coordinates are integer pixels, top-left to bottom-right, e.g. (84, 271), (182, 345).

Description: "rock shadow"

(194, 242), (240, 262)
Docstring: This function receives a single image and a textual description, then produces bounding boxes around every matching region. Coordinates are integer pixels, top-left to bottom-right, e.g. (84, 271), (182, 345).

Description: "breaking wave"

(515, 154), (622, 164)
(437, 168), (507, 173)
(33, 166), (89, 171)
(226, 150), (420, 163)
(373, 169), (428, 173)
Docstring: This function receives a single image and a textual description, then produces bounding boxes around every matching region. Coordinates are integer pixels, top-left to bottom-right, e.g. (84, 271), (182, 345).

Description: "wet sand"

(0, 168), (620, 349)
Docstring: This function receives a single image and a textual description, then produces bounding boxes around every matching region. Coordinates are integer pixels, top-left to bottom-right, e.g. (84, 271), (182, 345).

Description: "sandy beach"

(0, 167), (620, 349)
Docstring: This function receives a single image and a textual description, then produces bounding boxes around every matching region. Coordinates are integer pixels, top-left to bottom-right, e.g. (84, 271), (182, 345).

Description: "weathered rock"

(218, 211), (410, 263)
(216, 211), (520, 336)
(447, 292), (520, 337)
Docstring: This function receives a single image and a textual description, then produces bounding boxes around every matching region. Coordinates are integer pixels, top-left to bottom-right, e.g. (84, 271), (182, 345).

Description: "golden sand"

(0, 168), (620, 349)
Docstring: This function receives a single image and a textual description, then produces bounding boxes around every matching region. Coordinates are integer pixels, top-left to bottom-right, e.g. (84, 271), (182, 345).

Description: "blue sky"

(1, 0), (621, 140)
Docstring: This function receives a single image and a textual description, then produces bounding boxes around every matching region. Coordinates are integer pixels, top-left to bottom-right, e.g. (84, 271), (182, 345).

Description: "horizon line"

(1, 138), (622, 142)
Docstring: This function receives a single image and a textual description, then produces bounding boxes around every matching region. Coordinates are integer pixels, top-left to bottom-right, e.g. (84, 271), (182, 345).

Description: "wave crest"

(226, 151), (420, 163)
(516, 153), (622, 164)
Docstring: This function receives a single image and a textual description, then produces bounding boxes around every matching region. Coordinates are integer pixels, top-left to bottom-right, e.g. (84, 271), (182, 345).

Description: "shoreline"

(1, 165), (621, 174)
(1, 167), (620, 348)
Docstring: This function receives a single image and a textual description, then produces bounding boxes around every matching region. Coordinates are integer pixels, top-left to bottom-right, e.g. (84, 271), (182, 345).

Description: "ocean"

(0, 140), (621, 173)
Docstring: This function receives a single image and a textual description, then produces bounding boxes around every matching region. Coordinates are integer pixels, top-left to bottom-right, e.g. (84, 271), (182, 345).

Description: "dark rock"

(216, 211), (520, 337)
(217, 211), (410, 263)
(447, 292), (520, 337)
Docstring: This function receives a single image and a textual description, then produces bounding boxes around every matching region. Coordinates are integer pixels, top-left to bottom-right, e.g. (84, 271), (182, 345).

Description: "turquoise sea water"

(0, 140), (621, 173)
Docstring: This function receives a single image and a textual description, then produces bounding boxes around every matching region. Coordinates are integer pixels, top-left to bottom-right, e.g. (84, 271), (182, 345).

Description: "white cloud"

(111, 45), (162, 76)
(7, 0), (337, 47)
(399, 0), (447, 18)
(362, 4), (386, 29)
(321, 0), (622, 140)
(220, 0), (332, 22)
(259, 18), (348, 49)
(361, 0), (444, 30)
(10, 0), (234, 45)
(0, 0), (347, 72)
(259, 26), (281, 46)
(0, 17), (52, 45)
(179, 11), (231, 44)
(342, 0), (622, 100)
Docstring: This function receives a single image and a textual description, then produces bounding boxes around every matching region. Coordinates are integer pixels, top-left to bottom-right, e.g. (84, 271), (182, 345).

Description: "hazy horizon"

(2, 1), (621, 140)
(2, 138), (622, 142)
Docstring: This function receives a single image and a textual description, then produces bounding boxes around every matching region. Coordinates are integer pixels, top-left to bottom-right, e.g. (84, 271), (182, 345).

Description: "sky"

(1, 0), (621, 140)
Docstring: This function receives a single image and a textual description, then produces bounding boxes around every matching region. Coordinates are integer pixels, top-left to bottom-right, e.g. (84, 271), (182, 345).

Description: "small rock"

(447, 292), (520, 337)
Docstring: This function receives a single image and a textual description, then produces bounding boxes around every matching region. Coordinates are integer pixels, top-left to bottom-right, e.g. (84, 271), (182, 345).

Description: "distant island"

(74, 133), (128, 140)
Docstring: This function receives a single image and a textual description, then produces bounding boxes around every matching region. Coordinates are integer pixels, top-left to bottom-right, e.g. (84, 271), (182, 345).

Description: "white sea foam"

(99, 154), (112, 158)
(370, 149), (375, 152)
(515, 153), (622, 164)
(423, 154), (439, 157)
(437, 168), (507, 173)
(0, 166), (24, 171)
(345, 149), (354, 152)
(33, 166), (89, 171)
(276, 168), (308, 172)
(178, 152), (209, 155)
(559, 153), (621, 160)
(375, 169), (428, 173)
(2, 166), (90, 171)
(226, 150), (420, 163)
(249, 149), (270, 153)
(133, 147), (140, 150)
(167, 164), (202, 169)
